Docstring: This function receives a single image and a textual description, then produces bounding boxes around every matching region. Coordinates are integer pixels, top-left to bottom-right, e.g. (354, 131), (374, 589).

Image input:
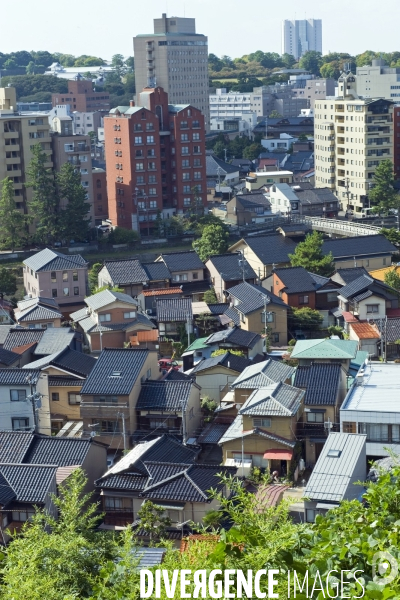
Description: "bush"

(107, 227), (139, 245)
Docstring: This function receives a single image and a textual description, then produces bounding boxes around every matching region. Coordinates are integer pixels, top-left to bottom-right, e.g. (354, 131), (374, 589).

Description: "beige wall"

(17, 317), (62, 329)
(229, 240), (291, 279)
(23, 264), (88, 307)
(333, 255), (391, 272)
(221, 432), (293, 468)
(194, 366), (239, 402)
(243, 305), (288, 346)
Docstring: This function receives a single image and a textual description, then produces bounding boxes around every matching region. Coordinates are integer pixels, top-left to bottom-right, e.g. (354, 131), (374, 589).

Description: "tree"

(268, 110), (283, 118)
(289, 306), (323, 331)
(211, 348), (245, 357)
(137, 500), (171, 543)
(289, 231), (335, 276)
(201, 396), (218, 422)
(26, 144), (59, 245)
(107, 227), (139, 244)
(56, 163), (91, 242)
(193, 224), (230, 262)
(88, 262), (103, 293)
(242, 142), (264, 160)
(203, 288), (218, 304)
(0, 177), (26, 250)
(297, 133), (308, 142)
(281, 53), (297, 68)
(369, 160), (399, 214)
(299, 50), (323, 76)
(111, 53), (127, 77)
(384, 268), (400, 292)
(0, 267), (17, 296)
(380, 227), (400, 245)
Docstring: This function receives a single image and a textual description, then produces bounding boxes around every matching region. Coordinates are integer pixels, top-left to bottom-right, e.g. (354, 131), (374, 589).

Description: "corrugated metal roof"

(342, 362), (400, 413)
(291, 339), (358, 360)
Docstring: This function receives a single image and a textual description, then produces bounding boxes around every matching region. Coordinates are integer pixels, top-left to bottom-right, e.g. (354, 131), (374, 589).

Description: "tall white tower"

(282, 19), (322, 60)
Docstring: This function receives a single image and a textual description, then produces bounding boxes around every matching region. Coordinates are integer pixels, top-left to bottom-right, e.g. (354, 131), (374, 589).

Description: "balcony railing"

(296, 422), (340, 438)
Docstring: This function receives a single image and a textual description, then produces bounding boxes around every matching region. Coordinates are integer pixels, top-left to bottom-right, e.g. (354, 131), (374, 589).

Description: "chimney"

(130, 100), (135, 107)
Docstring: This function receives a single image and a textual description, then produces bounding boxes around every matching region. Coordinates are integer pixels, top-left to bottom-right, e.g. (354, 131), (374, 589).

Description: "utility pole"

(186, 313), (191, 348)
(119, 412), (127, 451)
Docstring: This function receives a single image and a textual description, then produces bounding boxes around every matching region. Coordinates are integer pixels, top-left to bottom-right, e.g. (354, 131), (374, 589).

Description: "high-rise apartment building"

(0, 87), (52, 219)
(133, 14), (209, 127)
(104, 86), (206, 234)
(282, 19), (322, 60)
(314, 73), (394, 213)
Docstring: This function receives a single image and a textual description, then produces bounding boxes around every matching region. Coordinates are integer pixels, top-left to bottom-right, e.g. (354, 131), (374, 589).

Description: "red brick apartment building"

(103, 86), (206, 235)
(52, 80), (110, 113)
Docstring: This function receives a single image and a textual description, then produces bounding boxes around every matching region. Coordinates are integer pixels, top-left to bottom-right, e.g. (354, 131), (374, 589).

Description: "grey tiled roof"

(339, 274), (373, 299)
(239, 382), (303, 417)
(294, 363), (342, 406)
(3, 327), (44, 351)
(322, 235), (396, 259)
(206, 253), (257, 282)
(236, 193), (271, 210)
(207, 303), (230, 315)
(232, 359), (295, 389)
(227, 281), (288, 314)
(48, 376), (85, 387)
(34, 327), (75, 356)
(158, 251), (205, 272)
(89, 314), (154, 333)
(0, 431), (34, 463)
(85, 290), (138, 311)
(24, 248), (87, 272)
(24, 436), (96, 467)
(16, 304), (62, 322)
(241, 234), (297, 265)
(80, 348), (149, 395)
(51, 347), (96, 377)
(0, 369), (40, 385)
(142, 262), (172, 281)
(197, 421), (232, 444)
(191, 352), (252, 375)
(136, 380), (194, 412)
(206, 154), (239, 176)
(164, 370), (193, 381)
(102, 259), (149, 285)
(206, 326), (261, 349)
(0, 348), (20, 366)
(332, 267), (369, 285)
(0, 325), (12, 345)
(352, 289), (374, 302)
(222, 307), (241, 326)
(0, 464), (57, 505)
(274, 266), (321, 294)
(218, 415), (296, 447)
(156, 298), (192, 322)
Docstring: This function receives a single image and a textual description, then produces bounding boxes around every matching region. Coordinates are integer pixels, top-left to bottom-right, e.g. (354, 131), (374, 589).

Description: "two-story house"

(225, 192), (272, 226)
(189, 352), (253, 402)
(97, 259), (172, 297)
(155, 252), (208, 301)
(0, 369), (49, 434)
(156, 298), (192, 341)
(290, 339), (359, 370)
(321, 236), (397, 272)
(205, 254), (257, 302)
(137, 288), (183, 317)
(229, 234), (297, 280)
(224, 281), (289, 346)
(80, 348), (159, 449)
(70, 290), (155, 351)
(23, 248), (89, 314)
(14, 297), (63, 329)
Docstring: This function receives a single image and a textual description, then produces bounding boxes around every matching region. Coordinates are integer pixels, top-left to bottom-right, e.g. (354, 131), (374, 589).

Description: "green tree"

(88, 262), (103, 292)
(289, 231), (335, 276)
(297, 133), (308, 142)
(0, 267), (17, 296)
(289, 306), (323, 331)
(137, 500), (171, 543)
(242, 142), (264, 160)
(203, 288), (218, 304)
(26, 144), (59, 245)
(0, 177), (26, 251)
(25, 61), (36, 75)
(299, 50), (323, 75)
(193, 223), (230, 262)
(320, 60), (342, 79)
(268, 110), (283, 118)
(211, 348), (245, 357)
(369, 159), (399, 214)
(111, 53), (126, 77)
(56, 163), (91, 242)
(107, 227), (139, 244)
(384, 268), (400, 292)
(380, 227), (400, 245)
(281, 53), (297, 68)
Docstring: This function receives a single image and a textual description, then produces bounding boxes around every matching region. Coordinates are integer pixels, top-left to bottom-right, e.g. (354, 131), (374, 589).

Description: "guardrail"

(291, 215), (382, 236)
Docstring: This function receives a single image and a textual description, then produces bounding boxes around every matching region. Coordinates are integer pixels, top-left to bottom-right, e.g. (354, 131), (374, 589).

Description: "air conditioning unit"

(145, 309), (152, 315)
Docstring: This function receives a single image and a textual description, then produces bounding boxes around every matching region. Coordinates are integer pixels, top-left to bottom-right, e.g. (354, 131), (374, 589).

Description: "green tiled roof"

(184, 337), (209, 352)
(291, 339), (358, 360)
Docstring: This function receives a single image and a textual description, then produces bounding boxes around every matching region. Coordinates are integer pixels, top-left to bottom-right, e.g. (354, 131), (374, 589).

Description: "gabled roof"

(218, 415), (296, 447)
(0, 347), (20, 366)
(190, 352), (252, 375)
(0, 431), (34, 463)
(15, 303), (62, 322)
(164, 369), (193, 382)
(102, 259), (149, 285)
(235, 193), (271, 210)
(25, 347), (96, 377)
(0, 325), (12, 345)
(206, 326), (261, 349)
(0, 369), (40, 386)
(142, 262), (172, 282)
(331, 267), (370, 285)
(156, 298), (192, 322)
(34, 327), (75, 356)
(80, 348), (150, 395)
(350, 322), (380, 340)
(322, 235), (396, 259)
(339, 274), (374, 299)
(23, 248), (87, 272)
(239, 382), (303, 417)
(3, 327), (44, 351)
(141, 287), (182, 297)
(291, 339), (358, 360)
(273, 266), (321, 294)
(294, 363), (342, 405)
(232, 359), (295, 389)
(136, 380), (196, 412)
(206, 154), (239, 176)
(157, 251), (205, 272)
(206, 253), (257, 282)
(230, 234), (297, 265)
(207, 303), (229, 315)
(304, 432), (366, 502)
(226, 281), (288, 314)
(0, 464), (57, 506)
(85, 290), (138, 311)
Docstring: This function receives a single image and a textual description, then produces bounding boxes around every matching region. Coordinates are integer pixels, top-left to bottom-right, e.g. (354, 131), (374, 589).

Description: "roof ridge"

(141, 465), (189, 493)
(184, 467), (209, 500)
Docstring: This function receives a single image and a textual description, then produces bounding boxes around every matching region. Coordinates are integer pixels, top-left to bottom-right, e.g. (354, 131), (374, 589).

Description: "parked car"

(158, 359), (180, 371)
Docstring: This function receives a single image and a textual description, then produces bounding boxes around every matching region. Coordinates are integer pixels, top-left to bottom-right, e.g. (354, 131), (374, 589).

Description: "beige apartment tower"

(314, 72), (394, 213)
(0, 87), (52, 218)
(133, 14), (209, 128)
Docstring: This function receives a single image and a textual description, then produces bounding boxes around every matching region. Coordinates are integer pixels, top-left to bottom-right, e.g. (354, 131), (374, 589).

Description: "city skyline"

(0, 0), (398, 61)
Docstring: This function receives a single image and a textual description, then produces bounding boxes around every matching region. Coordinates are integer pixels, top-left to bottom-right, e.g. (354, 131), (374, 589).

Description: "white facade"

(0, 375), (50, 434)
(261, 133), (298, 152)
(210, 115), (256, 137)
(45, 63), (115, 82)
(72, 111), (102, 135)
(282, 19), (322, 60)
(356, 59), (400, 100)
(209, 88), (264, 120)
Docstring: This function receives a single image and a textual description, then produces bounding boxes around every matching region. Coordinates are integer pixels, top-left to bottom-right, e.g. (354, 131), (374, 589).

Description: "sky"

(1, 0), (399, 61)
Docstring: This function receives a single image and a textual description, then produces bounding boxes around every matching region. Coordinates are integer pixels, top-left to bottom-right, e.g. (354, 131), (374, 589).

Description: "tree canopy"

(369, 160), (399, 214)
(193, 223), (230, 262)
(289, 231), (335, 276)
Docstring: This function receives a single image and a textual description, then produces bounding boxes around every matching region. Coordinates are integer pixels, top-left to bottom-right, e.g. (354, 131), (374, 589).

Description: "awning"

(315, 502), (339, 510)
(263, 449), (293, 460)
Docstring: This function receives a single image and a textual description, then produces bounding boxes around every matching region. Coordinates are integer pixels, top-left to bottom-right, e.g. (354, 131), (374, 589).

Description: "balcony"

(335, 116), (344, 123)
(337, 137), (345, 145)
(337, 158), (345, 166)
(3, 132), (19, 140)
(296, 421), (340, 439)
(103, 510), (134, 527)
(337, 148), (345, 156)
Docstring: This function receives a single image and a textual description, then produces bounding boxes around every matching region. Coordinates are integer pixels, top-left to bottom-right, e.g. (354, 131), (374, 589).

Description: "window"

(306, 509), (317, 523)
(99, 313), (111, 322)
(182, 159), (190, 167)
(51, 271), (57, 283)
(63, 287), (69, 296)
(134, 124), (142, 131)
(11, 509), (34, 522)
(10, 390), (26, 402)
(272, 333), (280, 343)
(134, 136), (142, 144)
(62, 271), (68, 281)
(261, 312), (274, 323)
(181, 146), (189, 155)
(173, 273), (188, 281)
(194, 158), (201, 167)
(383, 258), (387, 265)
(366, 305), (379, 313)
(105, 497), (123, 510)
(136, 175), (144, 183)
(148, 162), (156, 170)
(136, 149), (143, 158)
(124, 311), (136, 319)
(74, 287), (79, 296)
(342, 421), (356, 433)
(136, 163), (144, 171)
(192, 272), (198, 280)
(147, 135), (155, 143)
(52, 289), (57, 297)
(307, 412), (324, 423)
(194, 171), (201, 180)
(100, 420), (120, 433)
(149, 175), (157, 183)
(189, 407), (194, 420)
(183, 185), (191, 193)
(183, 198), (191, 206)
(72, 271), (78, 282)
(147, 368), (152, 379)
(193, 145), (201, 154)
(327, 292), (338, 303)
(146, 123), (154, 131)
(68, 392), (81, 405)
(299, 295), (309, 305)
(253, 418), (271, 428)
(181, 133), (189, 141)
(183, 172), (190, 180)
(12, 418), (29, 431)
(149, 200), (157, 208)
(193, 133), (200, 140)
(149, 188), (157, 196)
(359, 423), (389, 442)
(51, 392), (60, 401)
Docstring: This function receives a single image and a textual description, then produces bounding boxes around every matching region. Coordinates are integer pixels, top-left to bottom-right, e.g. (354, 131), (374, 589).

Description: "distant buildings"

(52, 79), (110, 115)
(282, 19), (322, 60)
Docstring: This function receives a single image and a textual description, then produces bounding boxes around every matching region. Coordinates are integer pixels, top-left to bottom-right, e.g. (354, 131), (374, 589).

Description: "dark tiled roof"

(0, 431), (34, 463)
(191, 352), (252, 374)
(237, 234), (297, 265)
(0, 369), (40, 385)
(142, 262), (172, 281)
(207, 303), (229, 315)
(339, 274), (373, 299)
(223, 307), (241, 326)
(197, 421), (232, 444)
(80, 348), (149, 395)
(156, 298), (192, 321)
(0, 347), (19, 366)
(3, 328), (44, 351)
(232, 359), (295, 389)
(103, 259), (149, 285)
(24, 436), (95, 467)
(206, 326), (261, 349)
(227, 281), (288, 314)
(0, 325), (12, 345)
(323, 235), (396, 259)
(239, 382), (303, 417)
(34, 327), (75, 356)
(274, 266), (320, 294)
(294, 363), (342, 406)
(236, 193), (271, 210)
(207, 253), (257, 282)
(332, 267), (370, 284)
(16, 305), (62, 322)
(206, 154), (239, 176)
(158, 251), (205, 272)
(48, 376), (85, 387)
(180, 280), (211, 295)
(0, 464), (57, 504)
(284, 152), (314, 173)
(164, 369), (193, 381)
(24, 248), (87, 272)
(353, 289), (374, 302)
(295, 187), (338, 206)
(136, 380), (195, 411)
(51, 347), (97, 376)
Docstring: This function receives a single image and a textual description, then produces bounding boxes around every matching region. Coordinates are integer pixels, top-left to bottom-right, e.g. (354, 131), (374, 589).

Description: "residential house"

(206, 254), (257, 301)
(348, 322), (381, 358)
(268, 182), (339, 218)
(340, 362), (400, 459)
(97, 259), (172, 297)
(229, 234), (297, 280)
(303, 432), (367, 522)
(331, 267), (371, 287)
(204, 327), (263, 360)
(23, 249), (89, 314)
(0, 369), (49, 434)
(230, 359), (295, 403)
(369, 264), (400, 284)
(1, 327), (53, 366)
(290, 339), (359, 370)
(224, 193), (273, 227)
(230, 159), (255, 177)
(137, 288), (183, 317)
(80, 348), (159, 449)
(70, 290), (155, 352)
(95, 435), (236, 536)
(206, 154), (240, 191)
(14, 297), (63, 329)
(294, 363), (348, 465)
(224, 281), (289, 346)
(335, 273), (398, 325)
(219, 381), (304, 475)
(322, 236), (397, 272)
(245, 171), (294, 192)
(24, 347), (96, 435)
(155, 252), (208, 301)
(189, 352), (252, 402)
(135, 379), (201, 442)
(0, 348), (21, 368)
(156, 298), (192, 341)
(261, 133), (298, 152)
(282, 152), (314, 181)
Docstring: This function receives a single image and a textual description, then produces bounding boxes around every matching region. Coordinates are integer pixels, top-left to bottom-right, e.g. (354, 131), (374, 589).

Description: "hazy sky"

(1, 0), (399, 60)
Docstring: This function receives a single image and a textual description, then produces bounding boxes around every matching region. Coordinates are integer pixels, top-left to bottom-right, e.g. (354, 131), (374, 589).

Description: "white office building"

(282, 19), (322, 60)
